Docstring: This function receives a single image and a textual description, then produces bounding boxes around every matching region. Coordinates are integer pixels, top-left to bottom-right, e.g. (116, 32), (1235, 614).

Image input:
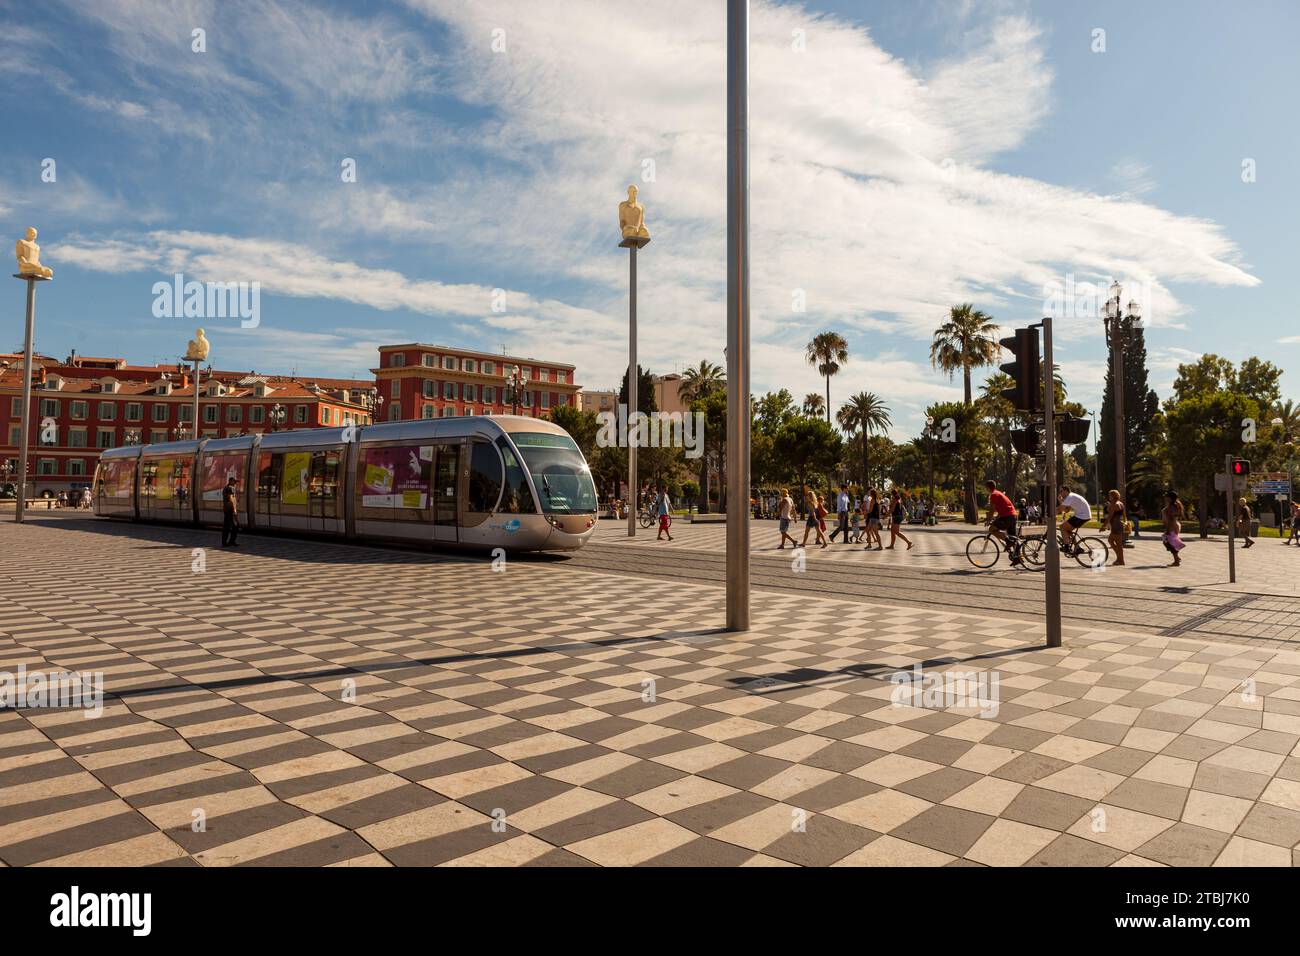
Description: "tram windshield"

(512, 432), (598, 514)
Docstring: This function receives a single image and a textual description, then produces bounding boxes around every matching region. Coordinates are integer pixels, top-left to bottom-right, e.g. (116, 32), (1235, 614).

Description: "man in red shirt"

(984, 480), (1020, 559)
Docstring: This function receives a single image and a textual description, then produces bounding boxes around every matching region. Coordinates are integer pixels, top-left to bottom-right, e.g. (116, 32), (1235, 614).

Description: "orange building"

(373, 344), (580, 421)
(1, 355), (375, 497)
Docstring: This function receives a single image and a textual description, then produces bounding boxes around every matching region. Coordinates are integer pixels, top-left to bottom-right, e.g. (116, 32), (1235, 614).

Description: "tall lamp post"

(1102, 282), (1140, 512)
(506, 364), (528, 417)
(925, 415), (936, 518)
(270, 403), (286, 432)
(724, 0), (751, 629)
(618, 191), (650, 539)
(13, 227), (53, 523)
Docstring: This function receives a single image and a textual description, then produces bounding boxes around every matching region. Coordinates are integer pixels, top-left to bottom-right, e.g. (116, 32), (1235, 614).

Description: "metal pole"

(1115, 342), (1126, 509)
(627, 244), (637, 538)
(1226, 453), (1236, 584)
(15, 278), (36, 523)
(192, 359), (201, 440)
(726, 0), (751, 631)
(1042, 317), (1062, 648)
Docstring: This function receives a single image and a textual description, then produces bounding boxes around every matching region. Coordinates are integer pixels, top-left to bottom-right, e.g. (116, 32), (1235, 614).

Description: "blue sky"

(2, 0), (1296, 439)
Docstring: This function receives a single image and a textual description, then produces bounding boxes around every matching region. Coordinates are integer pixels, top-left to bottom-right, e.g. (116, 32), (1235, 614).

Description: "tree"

(979, 372), (1018, 492)
(930, 304), (999, 522)
(802, 393), (825, 417)
(1098, 315), (1160, 493)
(678, 360), (725, 405)
(805, 331), (848, 425)
(677, 361), (725, 511)
(925, 399), (993, 514)
(754, 389), (797, 435)
(1165, 391), (1261, 536)
(773, 415), (843, 496)
(618, 364), (658, 416)
(548, 405), (599, 459)
(837, 392), (891, 493)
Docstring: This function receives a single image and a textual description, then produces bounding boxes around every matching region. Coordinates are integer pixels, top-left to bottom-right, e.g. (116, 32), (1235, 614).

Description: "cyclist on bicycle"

(984, 480), (1021, 564)
(1058, 485), (1092, 554)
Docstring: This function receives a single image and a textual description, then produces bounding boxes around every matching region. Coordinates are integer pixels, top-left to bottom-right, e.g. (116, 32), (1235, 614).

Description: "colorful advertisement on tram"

(359, 445), (433, 509)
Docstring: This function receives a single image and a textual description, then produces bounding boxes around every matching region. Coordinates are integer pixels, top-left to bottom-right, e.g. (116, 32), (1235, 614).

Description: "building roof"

(377, 343), (576, 369)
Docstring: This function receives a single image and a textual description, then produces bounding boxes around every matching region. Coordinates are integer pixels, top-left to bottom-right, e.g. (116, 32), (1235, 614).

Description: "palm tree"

(678, 360), (725, 405)
(806, 331), (848, 424)
(678, 361), (726, 513)
(980, 372), (1017, 492)
(838, 392), (891, 488)
(930, 304), (999, 522)
(802, 393), (825, 417)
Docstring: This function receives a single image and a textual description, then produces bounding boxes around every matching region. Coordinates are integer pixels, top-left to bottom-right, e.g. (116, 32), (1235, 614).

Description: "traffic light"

(1010, 428), (1039, 456)
(1232, 459), (1251, 478)
(999, 327), (1042, 414)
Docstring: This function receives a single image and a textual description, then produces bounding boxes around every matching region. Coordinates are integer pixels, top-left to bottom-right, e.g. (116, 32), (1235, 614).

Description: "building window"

(462, 358), (477, 373)
(152, 404), (169, 422)
(443, 382), (455, 400)
(203, 405), (218, 423)
(463, 384), (477, 402)
(482, 361), (495, 376)
(483, 386), (495, 404)
(390, 353), (405, 367)
(125, 403), (143, 421)
(97, 429), (115, 448)
(294, 405), (308, 423)
(8, 425), (19, 445)
(522, 390), (533, 407)
(250, 406), (264, 424)
(70, 401), (88, 420)
(389, 405), (400, 421)
(150, 430), (167, 444)
(538, 368), (550, 383)
(179, 405), (192, 423)
(38, 459), (57, 475)
(422, 354), (436, 367)
(423, 379), (436, 398)
(227, 405), (242, 423)
(390, 379), (400, 399)
(9, 398), (20, 417)
(441, 406), (455, 417)
(40, 398), (59, 417)
(68, 459), (85, 476)
(421, 404), (435, 419)
(98, 401), (115, 420)
(541, 392), (551, 410)
(69, 428), (87, 448)
(443, 356), (456, 370)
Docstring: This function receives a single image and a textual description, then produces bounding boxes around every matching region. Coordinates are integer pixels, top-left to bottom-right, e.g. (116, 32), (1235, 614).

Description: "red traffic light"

(1231, 459), (1250, 477)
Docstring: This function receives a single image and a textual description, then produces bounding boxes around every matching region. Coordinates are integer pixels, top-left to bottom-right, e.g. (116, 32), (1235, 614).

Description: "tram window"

(496, 437), (535, 514)
(257, 452), (281, 504)
(468, 440), (503, 512)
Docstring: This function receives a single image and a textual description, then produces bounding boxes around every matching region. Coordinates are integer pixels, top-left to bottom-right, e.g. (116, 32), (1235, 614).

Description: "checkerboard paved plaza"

(2, 513), (1300, 867)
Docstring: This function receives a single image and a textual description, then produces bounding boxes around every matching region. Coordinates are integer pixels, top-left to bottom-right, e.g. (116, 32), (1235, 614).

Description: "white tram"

(93, 415), (597, 551)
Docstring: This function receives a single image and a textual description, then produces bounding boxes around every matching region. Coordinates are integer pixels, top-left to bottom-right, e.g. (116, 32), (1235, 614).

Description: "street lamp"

(124, 429), (141, 446)
(270, 403), (287, 432)
(1102, 282), (1141, 510)
(924, 415), (935, 520)
(506, 365), (528, 416)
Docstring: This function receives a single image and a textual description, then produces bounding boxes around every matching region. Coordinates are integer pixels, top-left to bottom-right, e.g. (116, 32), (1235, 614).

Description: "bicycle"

(965, 523), (1033, 570)
(1021, 528), (1110, 569)
(639, 508), (671, 530)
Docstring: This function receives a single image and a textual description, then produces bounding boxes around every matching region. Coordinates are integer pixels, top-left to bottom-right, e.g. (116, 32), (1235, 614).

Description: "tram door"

(432, 443), (460, 543)
(309, 448), (342, 534)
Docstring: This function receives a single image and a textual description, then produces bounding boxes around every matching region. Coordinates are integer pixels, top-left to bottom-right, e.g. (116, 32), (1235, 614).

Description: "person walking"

(655, 483), (674, 541)
(1236, 497), (1254, 548)
(1105, 489), (1127, 566)
(221, 475), (240, 548)
(816, 494), (829, 548)
(828, 486), (851, 543)
(1161, 490), (1185, 567)
(799, 486), (824, 549)
(862, 487), (883, 551)
(886, 489), (913, 551)
(776, 488), (798, 549)
(1288, 500), (1300, 545)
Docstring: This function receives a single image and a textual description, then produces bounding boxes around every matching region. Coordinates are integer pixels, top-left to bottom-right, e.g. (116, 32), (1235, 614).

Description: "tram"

(92, 415), (598, 552)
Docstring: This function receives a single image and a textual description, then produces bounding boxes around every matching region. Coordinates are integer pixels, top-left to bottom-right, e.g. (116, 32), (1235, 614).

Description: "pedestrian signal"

(999, 327), (1042, 414)
(1231, 459), (1250, 477)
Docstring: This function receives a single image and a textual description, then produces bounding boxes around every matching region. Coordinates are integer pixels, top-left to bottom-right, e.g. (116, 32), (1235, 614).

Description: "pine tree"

(1097, 317), (1159, 502)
